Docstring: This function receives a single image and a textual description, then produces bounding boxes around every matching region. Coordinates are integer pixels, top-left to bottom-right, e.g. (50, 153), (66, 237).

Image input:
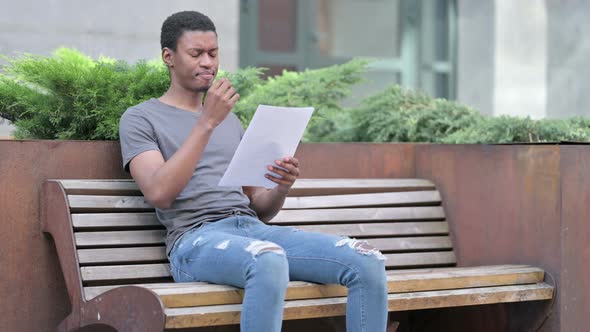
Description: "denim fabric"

(169, 215), (388, 332)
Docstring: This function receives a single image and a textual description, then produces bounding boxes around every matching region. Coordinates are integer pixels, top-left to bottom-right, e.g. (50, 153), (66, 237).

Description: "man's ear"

(162, 47), (174, 68)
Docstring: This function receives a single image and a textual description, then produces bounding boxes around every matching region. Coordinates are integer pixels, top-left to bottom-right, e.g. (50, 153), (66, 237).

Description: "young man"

(119, 11), (388, 332)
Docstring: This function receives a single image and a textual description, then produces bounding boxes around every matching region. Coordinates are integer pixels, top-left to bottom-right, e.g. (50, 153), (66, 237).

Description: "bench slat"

(288, 178), (436, 196)
(83, 265), (545, 302)
(58, 180), (141, 195)
(282, 191), (441, 209)
(75, 230), (166, 247)
(69, 195), (153, 212)
(78, 246), (168, 264)
(71, 206), (444, 230)
(72, 213), (161, 229)
(81, 263), (171, 282)
(163, 283), (554, 328)
(384, 251), (456, 268)
(68, 193), (441, 212)
(74, 222), (449, 247)
(270, 206), (444, 224)
(297, 222), (449, 237)
(80, 251), (456, 282)
(159, 266), (545, 307)
(58, 178), (435, 196)
(76, 237), (453, 264)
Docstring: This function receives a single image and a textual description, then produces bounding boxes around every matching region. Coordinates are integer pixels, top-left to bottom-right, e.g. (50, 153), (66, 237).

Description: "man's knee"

(335, 238), (387, 261)
(246, 240), (289, 278)
(245, 240), (286, 258)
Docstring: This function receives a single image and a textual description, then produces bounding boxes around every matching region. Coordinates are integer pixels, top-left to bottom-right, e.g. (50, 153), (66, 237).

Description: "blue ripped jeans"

(168, 215), (388, 332)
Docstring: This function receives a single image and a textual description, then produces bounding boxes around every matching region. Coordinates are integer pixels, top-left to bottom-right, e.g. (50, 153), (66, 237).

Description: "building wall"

(457, 0), (589, 119)
(456, 0), (495, 116)
(493, 0), (547, 119)
(546, 0), (590, 118)
(0, 0), (240, 136)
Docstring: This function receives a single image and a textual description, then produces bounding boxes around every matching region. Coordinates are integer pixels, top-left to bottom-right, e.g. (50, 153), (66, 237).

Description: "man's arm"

(244, 157), (300, 221)
(129, 79), (239, 209)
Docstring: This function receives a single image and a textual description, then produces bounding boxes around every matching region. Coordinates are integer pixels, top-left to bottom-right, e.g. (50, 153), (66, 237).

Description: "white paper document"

(219, 105), (314, 188)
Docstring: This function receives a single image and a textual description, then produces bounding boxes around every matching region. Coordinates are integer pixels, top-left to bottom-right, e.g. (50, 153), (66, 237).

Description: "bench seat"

(42, 178), (554, 331)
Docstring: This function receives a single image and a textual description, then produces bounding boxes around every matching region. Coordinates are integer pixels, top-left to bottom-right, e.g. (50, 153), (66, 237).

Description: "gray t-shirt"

(119, 98), (257, 255)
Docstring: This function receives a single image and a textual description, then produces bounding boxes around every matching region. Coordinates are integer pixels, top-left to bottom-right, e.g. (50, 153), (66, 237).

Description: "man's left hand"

(265, 157), (300, 194)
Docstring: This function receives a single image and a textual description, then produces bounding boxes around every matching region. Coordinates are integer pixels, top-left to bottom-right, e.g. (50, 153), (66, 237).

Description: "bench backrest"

(45, 178), (454, 302)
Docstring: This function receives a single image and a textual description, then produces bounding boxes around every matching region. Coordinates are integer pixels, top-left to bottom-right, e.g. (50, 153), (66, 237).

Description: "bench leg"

(387, 320), (400, 332)
(79, 286), (166, 332)
(57, 312), (85, 332)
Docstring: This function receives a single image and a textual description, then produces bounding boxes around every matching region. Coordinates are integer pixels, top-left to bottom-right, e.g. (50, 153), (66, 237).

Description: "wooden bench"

(42, 178), (554, 331)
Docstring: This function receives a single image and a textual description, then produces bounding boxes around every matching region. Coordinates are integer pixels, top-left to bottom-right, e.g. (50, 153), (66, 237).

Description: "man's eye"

(210, 52), (218, 58)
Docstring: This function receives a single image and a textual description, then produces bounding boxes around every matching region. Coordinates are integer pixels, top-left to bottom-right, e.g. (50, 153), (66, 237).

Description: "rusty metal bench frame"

(42, 178), (554, 331)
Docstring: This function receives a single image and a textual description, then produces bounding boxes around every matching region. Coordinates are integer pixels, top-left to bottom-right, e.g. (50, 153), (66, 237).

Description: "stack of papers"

(219, 105), (314, 188)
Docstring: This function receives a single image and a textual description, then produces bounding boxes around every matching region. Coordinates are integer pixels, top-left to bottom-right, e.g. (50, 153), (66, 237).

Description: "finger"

(224, 87), (236, 100)
(267, 166), (297, 182)
(228, 93), (240, 107)
(282, 157), (299, 168)
(274, 161), (299, 177)
(216, 78), (231, 93)
(211, 77), (226, 91)
(265, 173), (294, 186)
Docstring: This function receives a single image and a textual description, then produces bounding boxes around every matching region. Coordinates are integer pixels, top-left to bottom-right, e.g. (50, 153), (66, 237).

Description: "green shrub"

(444, 116), (590, 143)
(339, 85), (482, 142)
(1, 48), (170, 139)
(1, 48), (588, 143)
(329, 84), (590, 144)
(232, 58), (368, 142)
(0, 48), (366, 141)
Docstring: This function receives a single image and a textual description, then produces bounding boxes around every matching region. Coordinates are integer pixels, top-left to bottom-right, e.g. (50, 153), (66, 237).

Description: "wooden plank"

(384, 252), (456, 268)
(73, 222), (449, 248)
(155, 266), (544, 307)
(288, 179), (436, 196)
(282, 191), (441, 209)
(58, 179), (141, 195)
(270, 206), (445, 224)
(81, 263), (171, 282)
(68, 192), (441, 213)
(75, 237), (454, 264)
(58, 178), (435, 197)
(297, 222), (449, 237)
(78, 246), (167, 264)
(163, 283), (554, 327)
(389, 282), (554, 310)
(75, 230), (166, 247)
(79, 251), (455, 282)
(68, 195), (153, 212)
(72, 213), (161, 229)
(84, 265), (546, 302)
(389, 266), (545, 292)
(71, 206), (445, 230)
(368, 236), (452, 252)
(391, 264), (533, 276)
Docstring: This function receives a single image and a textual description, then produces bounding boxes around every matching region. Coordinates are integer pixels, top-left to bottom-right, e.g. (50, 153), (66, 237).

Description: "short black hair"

(160, 11), (216, 51)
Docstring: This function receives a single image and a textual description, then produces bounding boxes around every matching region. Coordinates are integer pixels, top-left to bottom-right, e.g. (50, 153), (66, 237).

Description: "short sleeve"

(231, 113), (246, 139)
(238, 120), (246, 140)
(119, 108), (160, 172)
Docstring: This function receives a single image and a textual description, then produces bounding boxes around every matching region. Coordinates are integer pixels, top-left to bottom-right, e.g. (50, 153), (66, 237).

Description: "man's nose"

(200, 54), (213, 67)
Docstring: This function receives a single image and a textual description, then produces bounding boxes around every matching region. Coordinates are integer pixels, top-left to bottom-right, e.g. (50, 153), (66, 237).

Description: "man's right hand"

(201, 78), (240, 129)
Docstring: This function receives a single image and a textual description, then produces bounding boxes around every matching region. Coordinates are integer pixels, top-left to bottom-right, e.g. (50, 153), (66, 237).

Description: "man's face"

(166, 30), (219, 92)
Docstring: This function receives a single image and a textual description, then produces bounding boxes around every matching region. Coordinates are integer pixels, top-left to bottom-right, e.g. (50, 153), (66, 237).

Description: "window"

(240, 0), (456, 100)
